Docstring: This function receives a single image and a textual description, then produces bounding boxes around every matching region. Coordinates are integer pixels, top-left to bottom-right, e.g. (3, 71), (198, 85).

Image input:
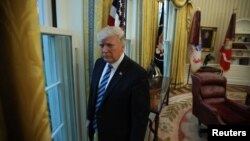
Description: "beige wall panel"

(191, 0), (250, 62)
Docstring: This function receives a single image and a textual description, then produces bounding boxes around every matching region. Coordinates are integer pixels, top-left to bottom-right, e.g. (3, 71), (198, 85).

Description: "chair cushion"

(204, 97), (225, 104)
(201, 85), (225, 99)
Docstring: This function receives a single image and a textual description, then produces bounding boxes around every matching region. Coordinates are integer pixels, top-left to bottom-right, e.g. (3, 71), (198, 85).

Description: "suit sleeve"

(87, 58), (102, 120)
(130, 74), (150, 141)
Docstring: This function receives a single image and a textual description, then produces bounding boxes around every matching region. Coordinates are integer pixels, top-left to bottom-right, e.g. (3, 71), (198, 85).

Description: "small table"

(148, 76), (170, 141)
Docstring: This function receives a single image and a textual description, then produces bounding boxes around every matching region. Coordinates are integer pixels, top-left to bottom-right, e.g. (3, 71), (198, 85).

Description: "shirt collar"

(109, 53), (124, 71)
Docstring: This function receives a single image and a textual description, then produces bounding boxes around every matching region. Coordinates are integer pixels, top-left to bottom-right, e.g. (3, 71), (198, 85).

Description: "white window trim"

(41, 26), (83, 141)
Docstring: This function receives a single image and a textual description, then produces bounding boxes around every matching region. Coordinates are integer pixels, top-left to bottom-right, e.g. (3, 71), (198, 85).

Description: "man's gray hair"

(97, 26), (125, 46)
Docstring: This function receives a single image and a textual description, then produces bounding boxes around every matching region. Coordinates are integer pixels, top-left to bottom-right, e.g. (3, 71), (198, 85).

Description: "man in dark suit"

(87, 26), (150, 141)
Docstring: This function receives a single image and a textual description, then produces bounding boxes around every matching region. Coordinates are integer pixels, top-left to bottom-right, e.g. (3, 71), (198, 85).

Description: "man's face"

(99, 35), (124, 63)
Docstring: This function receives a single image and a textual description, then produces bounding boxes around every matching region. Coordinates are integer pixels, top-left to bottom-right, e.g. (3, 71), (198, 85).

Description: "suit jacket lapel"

(100, 55), (130, 107)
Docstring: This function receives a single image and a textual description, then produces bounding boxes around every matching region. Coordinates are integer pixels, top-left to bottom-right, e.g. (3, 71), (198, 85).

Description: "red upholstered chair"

(191, 72), (250, 135)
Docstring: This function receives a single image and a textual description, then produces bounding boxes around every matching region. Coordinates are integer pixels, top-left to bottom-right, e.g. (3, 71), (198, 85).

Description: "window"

(41, 34), (76, 141)
(38, 1), (77, 141)
(38, 0), (56, 27)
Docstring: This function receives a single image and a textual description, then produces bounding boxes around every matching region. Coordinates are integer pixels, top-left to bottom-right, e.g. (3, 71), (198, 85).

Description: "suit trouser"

(89, 129), (98, 141)
(93, 131), (98, 141)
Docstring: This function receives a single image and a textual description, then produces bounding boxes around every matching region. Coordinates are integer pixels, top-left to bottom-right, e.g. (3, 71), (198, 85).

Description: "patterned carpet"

(146, 84), (248, 141)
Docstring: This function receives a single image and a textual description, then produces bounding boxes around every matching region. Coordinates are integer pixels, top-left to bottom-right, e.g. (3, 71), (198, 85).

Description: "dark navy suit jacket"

(87, 55), (150, 141)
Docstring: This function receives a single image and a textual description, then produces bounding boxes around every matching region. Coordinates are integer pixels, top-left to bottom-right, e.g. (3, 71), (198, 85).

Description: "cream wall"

(185, 0), (250, 86)
(191, 0), (250, 63)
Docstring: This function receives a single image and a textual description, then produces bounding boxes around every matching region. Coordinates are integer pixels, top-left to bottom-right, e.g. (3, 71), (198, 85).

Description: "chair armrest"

(226, 99), (250, 118)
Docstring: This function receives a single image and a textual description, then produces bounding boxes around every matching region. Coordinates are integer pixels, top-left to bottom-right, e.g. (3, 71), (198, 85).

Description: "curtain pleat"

(94, 0), (108, 62)
(141, 1), (159, 69)
(0, 0), (51, 141)
(94, 0), (112, 61)
(171, 3), (193, 88)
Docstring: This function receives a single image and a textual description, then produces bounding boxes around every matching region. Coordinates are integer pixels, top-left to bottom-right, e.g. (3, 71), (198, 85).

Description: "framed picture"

(200, 26), (217, 52)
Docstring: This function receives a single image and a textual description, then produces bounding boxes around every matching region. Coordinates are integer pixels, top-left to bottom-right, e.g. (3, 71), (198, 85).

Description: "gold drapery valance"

(171, 0), (188, 8)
